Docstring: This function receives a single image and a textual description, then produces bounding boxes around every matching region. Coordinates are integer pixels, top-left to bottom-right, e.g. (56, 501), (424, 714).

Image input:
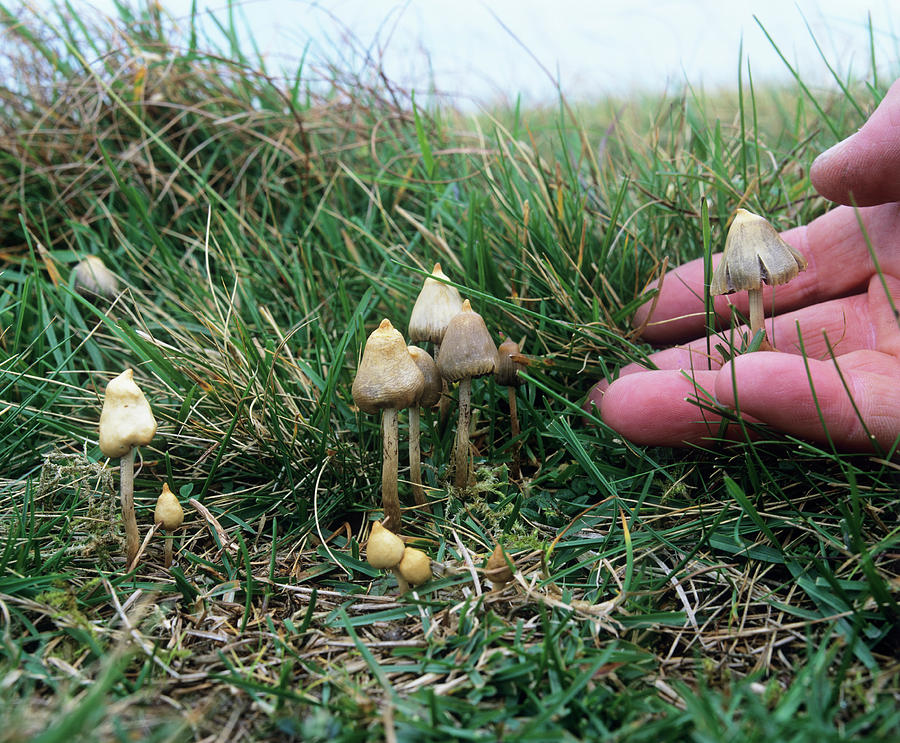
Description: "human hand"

(589, 81), (900, 453)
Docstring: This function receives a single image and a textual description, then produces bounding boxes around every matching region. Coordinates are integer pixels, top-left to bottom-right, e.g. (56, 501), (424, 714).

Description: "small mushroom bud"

(365, 521), (405, 569)
(485, 543), (514, 589)
(154, 483), (184, 568)
(73, 255), (119, 300)
(397, 546), (432, 587)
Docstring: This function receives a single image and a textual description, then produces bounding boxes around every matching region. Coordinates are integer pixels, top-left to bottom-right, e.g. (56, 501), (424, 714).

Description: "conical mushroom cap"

(495, 337), (526, 387)
(154, 483), (184, 530)
(352, 319), (425, 414)
(408, 263), (464, 345)
(73, 255), (119, 299)
(436, 300), (499, 381)
(408, 346), (442, 408)
(397, 546), (432, 586)
(485, 543), (514, 585)
(710, 208), (807, 296)
(366, 521), (405, 569)
(98, 369), (157, 457)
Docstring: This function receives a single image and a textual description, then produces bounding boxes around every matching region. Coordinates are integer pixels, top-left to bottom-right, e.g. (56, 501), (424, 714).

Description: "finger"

(634, 204), (900, 344)
(714, 350), (900, 451)
(626, 282), (889, 378)
(810, 79), (900, 206)
(595, 370), (743, 447)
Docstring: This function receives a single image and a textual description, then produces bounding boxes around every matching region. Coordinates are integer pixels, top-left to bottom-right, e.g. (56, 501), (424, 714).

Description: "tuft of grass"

(1, 2), (898, 741)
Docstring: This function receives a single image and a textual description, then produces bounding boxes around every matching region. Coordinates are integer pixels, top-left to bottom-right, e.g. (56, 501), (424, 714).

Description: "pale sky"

(32, 0), (900, 108)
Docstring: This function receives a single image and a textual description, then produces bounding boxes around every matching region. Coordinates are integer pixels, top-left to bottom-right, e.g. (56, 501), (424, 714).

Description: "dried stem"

(508, 386), (521, 480)
(409, 406), (427, 508)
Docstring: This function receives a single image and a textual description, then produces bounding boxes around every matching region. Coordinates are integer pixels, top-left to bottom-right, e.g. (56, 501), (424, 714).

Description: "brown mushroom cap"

(710, 208), (808, 295)
(436, 300), (499, 381)
(154, 483), (184, 530)
(352, 319), (425, 414)
(366, 521), (405, 569)
(485, 543), (514, 585)
(408, 263), (464, 345)
(98, 369), (157, 458)
(495, 337), (525, 387)
(407, 346), (442, 408)
(397, 546), (432, 586)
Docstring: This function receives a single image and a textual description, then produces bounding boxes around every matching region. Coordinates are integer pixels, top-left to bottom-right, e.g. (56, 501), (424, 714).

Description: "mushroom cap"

(352, 319), (425, 414)
(73, 255), (119, 299)
(366, 521), (405, 569)
(407, 346), (442, 408)
(495, 337), (525, 387)
(710, 208), (808, 295)
(397, 546), (432, 586)
(154, 483), (184, 530)
(408, 263), (464, 345)
(485, 543), (514, 585)
(436, 300), (499, 381)
(98, 369), (157, 458)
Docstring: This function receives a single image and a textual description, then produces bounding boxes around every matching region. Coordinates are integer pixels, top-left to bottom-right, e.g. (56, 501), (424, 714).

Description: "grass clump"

(0, 2), (898, 741)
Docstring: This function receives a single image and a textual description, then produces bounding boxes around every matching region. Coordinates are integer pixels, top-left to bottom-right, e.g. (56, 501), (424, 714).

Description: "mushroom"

(408, 262), (464, 429)
(495, 337), (527, 479)
(73, 255), (119, 300)
(397, 546), (432, 588)
(365, 520), (411, 592)
(408, 262), (464, 349)
(407, 346), (442, 509)
(99, 368), (157, 567)
(436, 299), (499, 488)
(710, 208), (807, 350)
(484, 543), (514, 589)
(352, 319), (425, 531)
(154, 483), (184, 568)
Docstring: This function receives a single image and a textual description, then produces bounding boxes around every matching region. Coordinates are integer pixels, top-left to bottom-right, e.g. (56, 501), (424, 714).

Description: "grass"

(1, 2), (898, 741)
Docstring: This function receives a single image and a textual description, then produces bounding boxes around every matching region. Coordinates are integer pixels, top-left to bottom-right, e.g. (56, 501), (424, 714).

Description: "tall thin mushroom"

(408, 262), (464, 428)
(436, 300), (499, 489)
(99, 369), (157, 567)
(352, 319), (425, 531)
(496, 337), (527, 479)
(710, 208), (807, 350)
(407, 346), (442, 509)
(154, 482), (184, 568)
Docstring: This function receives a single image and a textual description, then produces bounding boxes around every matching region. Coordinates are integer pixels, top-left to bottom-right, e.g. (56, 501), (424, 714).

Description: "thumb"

(810, 79), (900, 206)
(714, 351), (899, 452)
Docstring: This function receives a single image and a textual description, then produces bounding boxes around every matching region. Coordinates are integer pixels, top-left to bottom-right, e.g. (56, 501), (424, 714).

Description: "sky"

(29, 0), (900, 108)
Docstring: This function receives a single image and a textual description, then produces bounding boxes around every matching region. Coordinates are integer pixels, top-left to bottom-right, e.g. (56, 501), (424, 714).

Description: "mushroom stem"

(163, 531), (174, 568)
(409, 406), (427, 508)
(381, 408), (402, 531)
(748, 288), (765, 342)
(390, 566), (410, 594)
(454, 378), (473, 488)
(508, 386), (521, 480)
(120, 448), (139, 567)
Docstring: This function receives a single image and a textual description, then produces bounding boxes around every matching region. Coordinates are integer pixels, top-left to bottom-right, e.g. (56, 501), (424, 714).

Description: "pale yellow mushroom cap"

(407, 346), (442, 408)
(73, 255), (119, 299)
(98, 369), (157, 458)
(397, 546), (432, 586)
(352, 319), (425, 415)
(408, 263), (464, 345)
(154, 483), (184, 530)
(710, 208), (807, 296)
(365, 521), (405, 569)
